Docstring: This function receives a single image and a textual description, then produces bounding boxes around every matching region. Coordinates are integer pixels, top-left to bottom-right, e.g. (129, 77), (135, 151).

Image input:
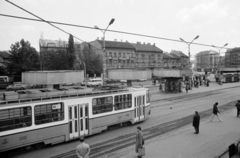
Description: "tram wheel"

(33, 143), (44, 149)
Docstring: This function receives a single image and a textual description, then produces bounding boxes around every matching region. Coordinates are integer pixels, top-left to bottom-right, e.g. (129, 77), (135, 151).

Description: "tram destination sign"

(52, 104), (61, 110)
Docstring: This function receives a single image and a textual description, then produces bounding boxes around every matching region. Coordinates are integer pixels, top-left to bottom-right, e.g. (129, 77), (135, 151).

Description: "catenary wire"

(0, 13), (229, 51)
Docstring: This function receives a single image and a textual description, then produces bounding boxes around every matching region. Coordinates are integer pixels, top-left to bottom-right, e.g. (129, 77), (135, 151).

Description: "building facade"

(39, 39), (82, 70)
(169, 50), (189, 69)
(225, 47), (240, 68)
(89, 40), (163, 70)
(195, 50), (219, 72)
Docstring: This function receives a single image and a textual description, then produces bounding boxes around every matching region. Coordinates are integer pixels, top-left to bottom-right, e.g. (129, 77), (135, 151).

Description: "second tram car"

(0, 87), (150, 153)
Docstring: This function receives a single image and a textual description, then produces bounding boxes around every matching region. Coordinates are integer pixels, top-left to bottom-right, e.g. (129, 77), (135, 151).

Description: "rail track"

(50, 87), (238, 158)
(5, 86), (239, 158)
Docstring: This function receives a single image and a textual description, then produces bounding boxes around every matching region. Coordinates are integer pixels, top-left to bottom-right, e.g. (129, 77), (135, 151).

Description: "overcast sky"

(0, 0), (239, 59)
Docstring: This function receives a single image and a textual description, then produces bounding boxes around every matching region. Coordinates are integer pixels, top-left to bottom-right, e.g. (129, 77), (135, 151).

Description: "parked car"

(120, 80), (127, 83)
(30, 84), (47, 89)
(6, 83), (29, 91)
(86, 78), (103, 87)
(81, 79), (89, 86)
(137, 79), (147, 82)
(63, 83), (76, 86)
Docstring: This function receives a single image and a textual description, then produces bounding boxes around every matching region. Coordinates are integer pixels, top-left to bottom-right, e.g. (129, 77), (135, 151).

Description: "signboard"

(52, 103), (61, 110)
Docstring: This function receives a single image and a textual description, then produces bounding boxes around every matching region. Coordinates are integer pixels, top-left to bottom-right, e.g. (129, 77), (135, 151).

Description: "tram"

(0, 87), (150, 153)
(215, 68), (240, 83)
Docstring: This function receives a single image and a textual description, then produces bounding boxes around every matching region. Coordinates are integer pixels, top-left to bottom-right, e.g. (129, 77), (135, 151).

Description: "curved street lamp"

(212, 43), (228, 70)
(94, 18), (115, 82)
(179, 35), (199, 58)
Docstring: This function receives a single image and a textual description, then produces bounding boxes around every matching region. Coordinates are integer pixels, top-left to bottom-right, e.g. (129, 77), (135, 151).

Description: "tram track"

(50, 89), (238, 158)
(8, 85), (239, 158)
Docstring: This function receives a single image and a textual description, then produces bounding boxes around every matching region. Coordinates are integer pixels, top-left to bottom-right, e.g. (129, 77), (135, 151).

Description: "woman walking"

(210, 102), (223, 122)
(135, 126), (144, 158)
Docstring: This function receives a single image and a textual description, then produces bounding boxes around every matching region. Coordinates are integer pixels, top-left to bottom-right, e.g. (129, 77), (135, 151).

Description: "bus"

(0, 76), (9, 89)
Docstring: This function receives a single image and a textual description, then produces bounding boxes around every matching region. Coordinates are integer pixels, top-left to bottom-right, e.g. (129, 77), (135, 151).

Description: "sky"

(0, 0), (240, 59)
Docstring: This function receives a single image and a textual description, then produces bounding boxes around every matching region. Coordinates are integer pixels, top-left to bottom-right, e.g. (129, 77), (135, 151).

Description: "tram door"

(69, 104), (89, 139)
(134, 96), (145, 123)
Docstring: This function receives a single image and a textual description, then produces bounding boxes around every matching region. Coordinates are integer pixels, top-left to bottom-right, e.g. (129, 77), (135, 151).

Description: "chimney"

(101, 37), (104, 40)
(97, 37), (99, 40)
(153, 43), (155, 46)
(148, 43), (151, 45)
(121, 39), (122, 42)
(144, 42), (145, 45)
(114, 39), (117, 41)
(137, 42), (141, 44)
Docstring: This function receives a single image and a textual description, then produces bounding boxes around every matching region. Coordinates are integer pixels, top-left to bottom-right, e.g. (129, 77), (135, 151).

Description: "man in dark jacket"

(193, 111), (200, 134)
(235, 100), (240, 117)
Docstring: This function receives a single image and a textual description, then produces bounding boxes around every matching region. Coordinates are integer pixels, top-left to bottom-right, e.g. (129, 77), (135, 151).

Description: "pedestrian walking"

(135, 126), (144, 158)
(192, 111), (200, 134)
(235, 100), (240, 117)
(76, 137), (90, 158)
(210, 102), (223, 122)
(185, 83), (189, 93)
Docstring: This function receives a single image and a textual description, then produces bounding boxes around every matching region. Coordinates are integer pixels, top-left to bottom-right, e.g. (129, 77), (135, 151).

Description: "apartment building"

(225, 47), (240, 68)
(195, 50), (219, 72)
(89, 40), (163, 69)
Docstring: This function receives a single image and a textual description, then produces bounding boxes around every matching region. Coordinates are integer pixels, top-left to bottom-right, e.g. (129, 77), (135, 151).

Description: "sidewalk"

(113, 110), (240, 158)
(116, 109), (240, 158)
(106, 82), (240, 158)
(147, 81), (240, 100)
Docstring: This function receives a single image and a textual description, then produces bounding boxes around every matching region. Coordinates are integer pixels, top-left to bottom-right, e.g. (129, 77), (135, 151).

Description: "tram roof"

(0, 86), (148, 107)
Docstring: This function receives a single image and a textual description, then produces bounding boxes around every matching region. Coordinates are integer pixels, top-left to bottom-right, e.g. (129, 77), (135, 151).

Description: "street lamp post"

(82, 61), (86, 78)
(179, 35), (199, 59)
(179, 35), (199, 90)
(94, 18), (115, 82)
(212, 43), (228, 71)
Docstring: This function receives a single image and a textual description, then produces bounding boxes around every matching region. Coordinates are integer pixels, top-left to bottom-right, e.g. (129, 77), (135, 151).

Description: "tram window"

(114, 94), (132, 111)
(0, 107), (32, 132)
(34, 102), (64, 125)
(92, 97), (113, 114)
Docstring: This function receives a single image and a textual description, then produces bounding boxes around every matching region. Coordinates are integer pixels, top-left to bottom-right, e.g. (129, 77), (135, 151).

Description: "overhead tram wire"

(0, 13), (229, 50)
(5, 0), (85, 43)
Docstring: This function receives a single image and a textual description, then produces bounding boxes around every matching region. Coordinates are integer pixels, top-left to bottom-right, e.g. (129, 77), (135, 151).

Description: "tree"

(80, 44), (103, 76)
(0, 66), (8, 75)
(41, 50), (70, 70)
(67, 34), (75, 69)
(7, 39), (40, 75)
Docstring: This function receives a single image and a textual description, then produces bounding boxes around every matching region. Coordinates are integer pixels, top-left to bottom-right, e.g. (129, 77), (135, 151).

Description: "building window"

(109, 52), (112, 57)
(0, 107), (32, 132)
(114, 94), (132, 110)
(35, 102), (64, 125)
(123, 52), (126, 57)
(114, 52), (117, 57)
(119, 53), (121, 57)
(92, 97), (113, 114)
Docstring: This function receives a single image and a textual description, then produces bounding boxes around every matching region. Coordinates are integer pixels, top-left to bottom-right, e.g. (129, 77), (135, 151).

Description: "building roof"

(163, 52), (179, 59)
(168, 53), (181, 59)
(226, 47), (240, 52)
(196, 50), (218, 56)
(130, 42), (163, 53)
(170, 50), (188, 58)
(0, 51), (10, 58)
(97, 40), (135, 50)
(39, 39), (81, 48)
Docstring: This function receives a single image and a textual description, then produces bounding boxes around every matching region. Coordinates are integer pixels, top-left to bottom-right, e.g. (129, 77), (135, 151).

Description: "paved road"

(12, 81), (240, 158)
